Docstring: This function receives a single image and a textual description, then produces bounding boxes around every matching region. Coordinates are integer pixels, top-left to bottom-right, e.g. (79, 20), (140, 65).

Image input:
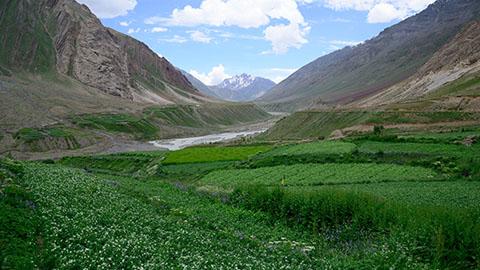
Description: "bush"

(230, 186), (480, 268)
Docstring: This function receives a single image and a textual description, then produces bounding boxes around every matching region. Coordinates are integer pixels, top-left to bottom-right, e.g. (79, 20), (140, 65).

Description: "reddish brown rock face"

(0, 0), (201, 102)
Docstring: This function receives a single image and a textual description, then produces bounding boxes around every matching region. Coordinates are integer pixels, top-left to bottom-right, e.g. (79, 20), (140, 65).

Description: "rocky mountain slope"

(0, 0), (272, 157)
(0, 0), (206, 104)
(210, 74), (276, 102)
(357, 20), (480, 109)
(259, 0), (480, 111)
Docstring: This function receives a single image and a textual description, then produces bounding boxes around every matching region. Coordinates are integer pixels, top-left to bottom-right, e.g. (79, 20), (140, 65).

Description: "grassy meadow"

(2, 126), (480, 269)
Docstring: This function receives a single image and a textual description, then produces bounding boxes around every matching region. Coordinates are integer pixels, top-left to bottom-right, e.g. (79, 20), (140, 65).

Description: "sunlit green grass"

(199, 163), (437, 189)
(163, 145), (272, 164)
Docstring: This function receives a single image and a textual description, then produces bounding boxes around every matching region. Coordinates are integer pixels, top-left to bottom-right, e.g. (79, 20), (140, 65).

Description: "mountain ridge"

(0, 0), (206, 104)
(259, 0), (480, 111)
(185, 73), (276, 102)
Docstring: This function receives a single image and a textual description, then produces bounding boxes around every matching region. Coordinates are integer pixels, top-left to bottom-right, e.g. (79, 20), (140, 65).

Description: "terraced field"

(262, 141), (357, 157)
(3, 162), (426, 269)
(358, 141), (480, 158)
(4, 128), (480, 269)
(163, 145), (272, 164)
(199, 163), (437, 188)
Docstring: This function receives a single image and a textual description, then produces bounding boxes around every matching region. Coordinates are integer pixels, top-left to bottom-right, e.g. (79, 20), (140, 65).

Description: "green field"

(199, 163), (437, 189)
(72, 114), (159, 140)
(324, 181), (480, 209)
(358, 141), (480, 158)
(163, 145), (272, 164)
(3, 162), (430, 269)
(262, 141), (357, 157)
(4, 126), (480, 269)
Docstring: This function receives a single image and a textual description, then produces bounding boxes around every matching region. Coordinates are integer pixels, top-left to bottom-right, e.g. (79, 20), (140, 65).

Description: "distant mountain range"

(259, 0), (480, 111)
(183, 73), (276, 102)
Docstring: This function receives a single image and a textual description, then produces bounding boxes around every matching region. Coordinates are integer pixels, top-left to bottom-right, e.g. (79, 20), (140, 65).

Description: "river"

(149, 129), (267, 151)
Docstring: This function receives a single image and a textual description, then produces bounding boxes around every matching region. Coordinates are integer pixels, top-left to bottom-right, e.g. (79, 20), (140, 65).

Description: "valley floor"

(1, 124), (480, 269)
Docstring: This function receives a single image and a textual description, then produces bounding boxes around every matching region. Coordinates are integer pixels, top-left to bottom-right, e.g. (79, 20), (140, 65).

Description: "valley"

(1, 0), (480, 269)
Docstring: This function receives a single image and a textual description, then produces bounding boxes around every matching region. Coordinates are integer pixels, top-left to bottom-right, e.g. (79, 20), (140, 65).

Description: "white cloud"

(189, 31), (212, 43)
(264, 23), (310, 54)
(127, 28), (140, 34)
(160, 35), (188, 43)
(151, 27), (168, 33)
(323, 0), (435, 23)
(147, 0), (311, 54)
(119, 21), (131, 27)
(190, 65), (231, 85)
(367, 3), (405, 23)
(77, 0), (137, 19)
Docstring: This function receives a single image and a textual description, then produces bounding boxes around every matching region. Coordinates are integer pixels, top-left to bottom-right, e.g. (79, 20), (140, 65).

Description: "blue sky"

(77, 0), (435, 85)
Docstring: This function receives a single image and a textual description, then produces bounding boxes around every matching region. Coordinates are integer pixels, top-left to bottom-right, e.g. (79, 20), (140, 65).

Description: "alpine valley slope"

(258, 0), (480, 112)
(0, 0), (271, 156)
(260, 0), (480, 140)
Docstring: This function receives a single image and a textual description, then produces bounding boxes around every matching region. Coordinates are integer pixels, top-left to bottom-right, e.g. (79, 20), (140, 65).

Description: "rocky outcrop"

(0, 0), (203, 102)
(52, 1), (133, 98)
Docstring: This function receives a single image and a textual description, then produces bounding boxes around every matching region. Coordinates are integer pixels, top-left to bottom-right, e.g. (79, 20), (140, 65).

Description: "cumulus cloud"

(151, 27), (168, 33)
(323, 0), (435, 23)
(77, 0), (137, 19)
(189, 31), (213, 43)
(190, 65), (231, 85)
(264, 23), (310, 54)
(146, 0), (311, 54)
(159, 35), (188, 43)
(127, 28), (140, 34)
(367, 3), (405, 23)
(119, 21), (132, 27)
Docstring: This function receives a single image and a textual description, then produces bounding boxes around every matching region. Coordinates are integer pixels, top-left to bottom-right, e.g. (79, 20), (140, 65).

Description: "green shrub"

(230, 186), (480, 268)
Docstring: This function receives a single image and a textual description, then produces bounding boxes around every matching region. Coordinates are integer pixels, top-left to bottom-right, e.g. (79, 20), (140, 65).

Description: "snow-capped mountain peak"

(220, 73), (257, 91)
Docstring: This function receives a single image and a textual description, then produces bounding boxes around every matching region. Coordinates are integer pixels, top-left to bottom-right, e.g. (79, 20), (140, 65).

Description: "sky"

(77, 0), (436, 85)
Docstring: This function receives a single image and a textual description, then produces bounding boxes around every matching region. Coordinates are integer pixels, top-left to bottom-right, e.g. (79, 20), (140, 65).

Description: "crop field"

(163, 145), (272, 164)
(321, 181), (480, 209)
(358, 141), (480, 158)
(3, 127), (480, 269)
(3, 162), (429, 269)
(261, 141), (357, 157)
(199, 163), (438, 188)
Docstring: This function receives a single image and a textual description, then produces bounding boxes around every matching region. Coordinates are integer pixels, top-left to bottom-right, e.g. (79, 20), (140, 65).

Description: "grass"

(261, 111), (370, 140)
(59, 151), (167, 176)
(14, 163), (426, 269)
(0, 0), (56, 73)
(163, 145), (272, 164)
(15, 128), (45, 143)
(316, 181), (480, 209)
(13, 127), (82, 152)
(199, 163), (438, 189)
(262, 141), (357, 157)
(262, 110), (480, 140)
(366, 111), (480, 124)
(230, 186), (480, 269)
(358, 141), (480, 158)
(72, 114), (159, 140)
(144, 104), (271, 128)
(8, 127), (480, 269)
(15, 127), (75, 143)
(429, 74), (480, 97)
(0, 159), (54, 269)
